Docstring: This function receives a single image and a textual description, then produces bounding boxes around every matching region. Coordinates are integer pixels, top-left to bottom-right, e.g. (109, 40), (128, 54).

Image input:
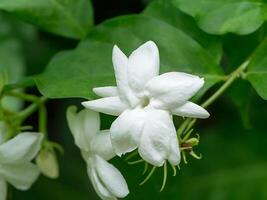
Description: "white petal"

(168, 130), (181, 166)
(110, 109), (146, 156)
(146, 72), (204, 109)
(171, 101), (210, 119)
(138, 108), (180, 167)
(82, 96), (128, 116)
(94, 155), (129, 198)
(88, 166), (116, 200)
(67, 106), (100, 150)
(0, 132), (43, 164)
(0, 163), (40, 190)
(0, 177), (7, 200)
(128, 41), (159, 95)
(112, 45), (139, 107)
(90, 130), (116, 161)
(93, 86), (118, 97)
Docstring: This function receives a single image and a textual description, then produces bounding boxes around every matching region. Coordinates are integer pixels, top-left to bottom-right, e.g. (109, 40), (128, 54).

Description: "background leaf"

(0, 12), (27, 111)
(171, 0), (267, 35)
(36, 12), (224, 99)
(226, 80), (253, 128)
(0, 0), (94, 39)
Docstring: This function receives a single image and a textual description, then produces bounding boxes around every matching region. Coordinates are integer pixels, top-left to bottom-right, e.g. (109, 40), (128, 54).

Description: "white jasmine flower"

(82, 41), (209, 167)
(67, 106), (129, 200)
(0, 132), (43, 200)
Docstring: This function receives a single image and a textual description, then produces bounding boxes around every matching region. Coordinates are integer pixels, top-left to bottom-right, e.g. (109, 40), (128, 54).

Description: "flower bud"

(186, 137), (199, 146)
(36, 149), (59, 179)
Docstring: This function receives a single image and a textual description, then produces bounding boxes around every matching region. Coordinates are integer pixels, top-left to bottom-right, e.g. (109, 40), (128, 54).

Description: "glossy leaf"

(36, 14), (224, 99)
(247, 38), (267, 100)
(0, 0), (93, 39)
(144, 0), (222, 63)
(171, 0), (267, 35)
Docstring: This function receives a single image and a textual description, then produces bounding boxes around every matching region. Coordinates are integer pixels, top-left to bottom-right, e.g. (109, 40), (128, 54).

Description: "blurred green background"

(0, 0), (266, 199)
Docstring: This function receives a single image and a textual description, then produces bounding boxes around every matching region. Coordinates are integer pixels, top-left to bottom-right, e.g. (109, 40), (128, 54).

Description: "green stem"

(5, 91), (38, 102)
(183, 119), (196, 134)
(178, 60), (250, 136)
(201, 60), (249, 109)
(39, 103), (47, 136)
(15, 96), (47, 122)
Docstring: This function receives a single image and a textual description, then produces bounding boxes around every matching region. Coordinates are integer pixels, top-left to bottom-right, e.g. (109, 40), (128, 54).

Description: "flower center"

(141, 96), (150, 108)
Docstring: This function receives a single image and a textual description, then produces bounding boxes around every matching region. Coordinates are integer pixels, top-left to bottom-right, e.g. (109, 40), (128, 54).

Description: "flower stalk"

(202, 60), (249, 109)
(39, 103), (47, 135)
(5, 91), (39, 102)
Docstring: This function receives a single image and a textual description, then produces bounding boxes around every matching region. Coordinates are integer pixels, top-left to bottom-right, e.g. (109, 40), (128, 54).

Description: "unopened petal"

(138, 108), (180, 167)
(0, 163), (40, 190)
(171, 101), (210, 119)
(67, 106), (100, 150)
(0, 132), (43, 164)
(110, 109), (146, 156)
(87, 166), (115, 200)
(0, 177), (7, 200)
(82, 96), (128, 116)
(94, 155), (129, 198)
(112, 45), (139, 107)
(90, 130), (116, 161)
(93, 86), (118, 97)
(146, 72), (204, 109)
(128, 41), (159, 95)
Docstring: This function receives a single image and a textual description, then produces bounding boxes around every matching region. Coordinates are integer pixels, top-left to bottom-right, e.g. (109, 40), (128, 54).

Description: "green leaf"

(36, 40), (115, 99)
(144, 0), (222, 63)
(36, 14), (224, 99)
(247, 38), (267, 100)
(171, 0), (267, 35)
(0, 0), (94, 39)
(222, 25), (267, 121)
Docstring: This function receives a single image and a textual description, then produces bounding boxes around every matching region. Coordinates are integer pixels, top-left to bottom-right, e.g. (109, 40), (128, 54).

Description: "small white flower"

(0, 132), (43, 200)
(82, 41), (210, 167)
(67, 106), (129, 200)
